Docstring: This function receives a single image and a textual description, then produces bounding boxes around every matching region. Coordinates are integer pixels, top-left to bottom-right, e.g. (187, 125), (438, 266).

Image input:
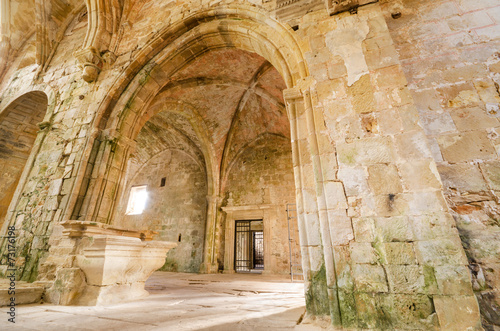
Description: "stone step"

(0, 279), (44, 306)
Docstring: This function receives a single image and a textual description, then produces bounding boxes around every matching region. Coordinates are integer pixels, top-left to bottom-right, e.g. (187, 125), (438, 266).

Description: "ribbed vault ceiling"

(130, 48), (289, 187)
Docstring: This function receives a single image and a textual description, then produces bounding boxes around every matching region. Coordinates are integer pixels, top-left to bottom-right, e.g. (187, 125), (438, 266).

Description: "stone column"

(221, 208), (235, 273)
(199, 194), (220, 273)
(296, 3), (482, 329)
(77, 129), (136, 224)
(284, 86), (341, 324)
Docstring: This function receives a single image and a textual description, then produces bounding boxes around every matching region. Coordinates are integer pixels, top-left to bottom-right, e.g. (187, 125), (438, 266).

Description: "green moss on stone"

(138, 72), (150, 86)
(423, 264), (438, 293)
(356, 293), (393, 329)
(371, 239), (387, 265)
(160, 258), (178, 272)
(339, 149), (356, 165)
(305, 263), (330, 316)
(338, 289), (358, 327)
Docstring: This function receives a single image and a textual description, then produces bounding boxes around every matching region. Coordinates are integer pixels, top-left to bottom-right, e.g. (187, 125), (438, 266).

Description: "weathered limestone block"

(434, 265), (475, 296)
(348, 74), (377, 114)
(44, 268), (86, 305)
(337, 136), (396, 165)
(355, 292), (438, 329)
(434, 295), (483, 330)
(450, 106), (500, 131)
(479, 161), (500, 190)
(367, 163), (402, 194)
(371, 193), (409, 217)
(412, 89), (442, 112)
(437, 131), (497, 163)
(338, 166), (369, 196)
(407, 191), (448, 214)
(409, 213), (458, 241)
(0, 280), (44, 306)
(328, 213), (355, 245)
(323, 181), (348, 210)
(361, 215), (415, 243)
(376, 108), (403, 135)
(43, 221), (177, 306)
(385, 265), (425, 293)
(394, 131), (433, 161)
(414, 238), (468, 266)
(419, 110), (457, 135)
(383, 242), (416, 265)
(352, 217), (375, 242)
(352, 264), (388, 292)
(437, 163), (488, 192)
(398, 160), (442, 191)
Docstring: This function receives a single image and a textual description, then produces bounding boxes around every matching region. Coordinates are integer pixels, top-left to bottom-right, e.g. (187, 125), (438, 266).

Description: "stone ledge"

(221, 204), (274, 212)
(60, 220), (157, 241)
(0, 280), (44, 306)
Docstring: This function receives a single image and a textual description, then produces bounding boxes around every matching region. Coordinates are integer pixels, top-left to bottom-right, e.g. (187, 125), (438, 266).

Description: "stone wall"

(380, 0), (500, 327)
(224, 136), (295, 207)
(291, 3), (482, 328)
(223, 135), (296, 274)
(0, 92), (47, 229)
(117, 148), (207, 273)
(0, 4), (122, 282)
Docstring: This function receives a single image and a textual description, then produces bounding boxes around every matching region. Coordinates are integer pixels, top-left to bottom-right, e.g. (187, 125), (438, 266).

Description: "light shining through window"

(126, 185), (148, 215)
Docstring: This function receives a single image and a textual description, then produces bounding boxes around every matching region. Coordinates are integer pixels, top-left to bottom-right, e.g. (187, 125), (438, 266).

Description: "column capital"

(283, 76), (316, 103)
(99, 129), (136, 151)
(283, 87), (303, 102)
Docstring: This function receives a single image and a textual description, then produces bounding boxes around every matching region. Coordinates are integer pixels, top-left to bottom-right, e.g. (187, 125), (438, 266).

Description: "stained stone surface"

(0, 0), (498, 329)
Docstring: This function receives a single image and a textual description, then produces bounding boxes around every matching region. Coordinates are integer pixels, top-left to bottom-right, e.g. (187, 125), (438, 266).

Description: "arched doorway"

(0, 91), (49, 229)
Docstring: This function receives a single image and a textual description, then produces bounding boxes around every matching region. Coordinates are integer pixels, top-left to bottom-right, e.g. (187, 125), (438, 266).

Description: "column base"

(199, 262), (219, 274)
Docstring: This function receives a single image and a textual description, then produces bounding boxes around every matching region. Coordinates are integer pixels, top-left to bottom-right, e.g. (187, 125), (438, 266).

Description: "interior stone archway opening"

(65, 5), (325, 317)
(113, 48), (299, 276)
(0, 91), (48, 230)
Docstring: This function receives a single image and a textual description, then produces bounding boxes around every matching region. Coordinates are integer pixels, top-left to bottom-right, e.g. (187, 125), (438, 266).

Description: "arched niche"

(0, 91), (49, 229)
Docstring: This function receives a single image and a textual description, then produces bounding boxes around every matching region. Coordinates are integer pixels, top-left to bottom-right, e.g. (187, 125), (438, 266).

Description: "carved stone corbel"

(75, 0), (124, 83)
(102, 51), (117, 67)
(74, 47), (103, 83)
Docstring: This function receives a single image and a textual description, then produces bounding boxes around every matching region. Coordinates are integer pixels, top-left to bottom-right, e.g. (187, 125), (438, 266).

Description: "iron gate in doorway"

(235, 220), (264, 273)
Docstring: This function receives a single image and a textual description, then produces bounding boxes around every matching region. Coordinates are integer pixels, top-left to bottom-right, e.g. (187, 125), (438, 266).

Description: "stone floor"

(2, 271), (323, 330)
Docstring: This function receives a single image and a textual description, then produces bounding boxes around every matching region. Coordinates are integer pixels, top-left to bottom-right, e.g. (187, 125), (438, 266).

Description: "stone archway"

(0, 91), (49, 230)
(69, 3), (336, 321)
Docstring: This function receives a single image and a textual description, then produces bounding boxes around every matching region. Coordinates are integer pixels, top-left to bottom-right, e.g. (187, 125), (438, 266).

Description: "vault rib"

(159, 77), (285, 111)
(218, 61), (274, 190)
